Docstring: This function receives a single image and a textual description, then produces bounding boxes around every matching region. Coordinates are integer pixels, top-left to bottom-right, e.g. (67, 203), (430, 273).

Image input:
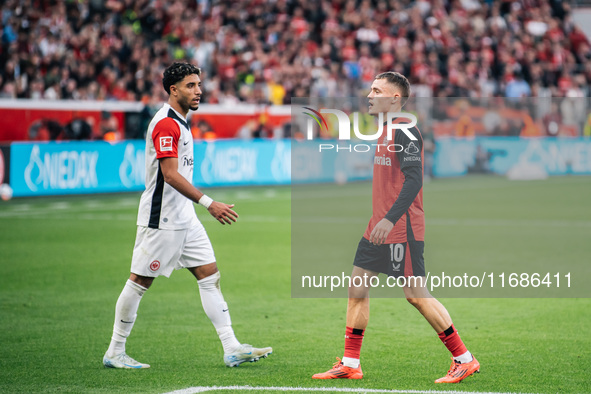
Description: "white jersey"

(137, 103), (199, 230)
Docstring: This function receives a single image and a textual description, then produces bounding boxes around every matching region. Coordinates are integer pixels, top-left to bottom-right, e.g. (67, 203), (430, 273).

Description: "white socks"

(342, 356), (360, 368)
(454, 350), (473, 364)
(198, 271), (241, 354)
(106, 273), (240, 357)
(106, 279), (147, 357)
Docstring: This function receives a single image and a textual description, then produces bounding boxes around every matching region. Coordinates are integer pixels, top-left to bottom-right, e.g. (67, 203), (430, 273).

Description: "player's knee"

(348, 296), (369, 308)
(197, 270), (221, 289)
(406, 296), (423, 308)
(190, 262), (219, 281)
(348, 284), (369, 298)
(129, 273), (154, 289)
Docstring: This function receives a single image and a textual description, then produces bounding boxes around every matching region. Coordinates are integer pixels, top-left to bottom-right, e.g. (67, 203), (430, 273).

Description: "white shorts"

(130, 222), (216, 278)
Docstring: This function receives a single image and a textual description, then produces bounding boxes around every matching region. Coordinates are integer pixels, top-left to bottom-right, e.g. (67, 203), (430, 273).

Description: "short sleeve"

(395, 126), (422, 169)
(152, 118), (181, 159)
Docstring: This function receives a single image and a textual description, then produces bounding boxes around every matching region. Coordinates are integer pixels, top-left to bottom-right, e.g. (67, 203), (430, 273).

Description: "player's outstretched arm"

(159, 157), (239, 225)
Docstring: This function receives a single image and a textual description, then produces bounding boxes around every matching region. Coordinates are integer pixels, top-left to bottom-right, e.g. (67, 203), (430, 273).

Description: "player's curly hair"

(162, 62), (201, 94)
(375, 71), (410, 107)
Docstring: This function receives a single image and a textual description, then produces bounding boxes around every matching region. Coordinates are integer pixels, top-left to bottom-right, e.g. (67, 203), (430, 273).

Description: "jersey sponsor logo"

(403, 143), (421, 162)
(183, 139), (190, 146)
(405, 142), (419, 155)
(160, 136), (173, 152)
(374, 155), (392, 166)
(182, 155), (194, 167)
(149, 260), (160, 272)
(392, 263), (401, 271)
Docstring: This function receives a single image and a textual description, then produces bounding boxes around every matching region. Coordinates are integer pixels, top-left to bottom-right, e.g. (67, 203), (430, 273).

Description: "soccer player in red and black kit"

(312, 72), (480, 383)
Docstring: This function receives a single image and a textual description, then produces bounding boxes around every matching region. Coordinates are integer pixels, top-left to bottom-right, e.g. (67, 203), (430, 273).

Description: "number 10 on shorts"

(390, 243), (404, 272)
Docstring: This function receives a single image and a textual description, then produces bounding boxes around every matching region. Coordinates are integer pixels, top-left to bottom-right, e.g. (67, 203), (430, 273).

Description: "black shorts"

(353, 237), (425, 278)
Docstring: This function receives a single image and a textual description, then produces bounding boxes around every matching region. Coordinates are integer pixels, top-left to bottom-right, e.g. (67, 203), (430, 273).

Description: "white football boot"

(223, 344), (272, 367)
(103, 352), (150, 369)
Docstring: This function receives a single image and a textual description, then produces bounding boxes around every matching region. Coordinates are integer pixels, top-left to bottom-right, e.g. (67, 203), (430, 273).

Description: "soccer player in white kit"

(103, 62), (272, 369)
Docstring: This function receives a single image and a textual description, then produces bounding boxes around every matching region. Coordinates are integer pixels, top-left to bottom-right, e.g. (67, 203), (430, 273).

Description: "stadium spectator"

(99, 111), (121, 141)
(1, 0), (588, 106)
(190, 118), (216, 139)
(505, 72), (532, 98)
(64, 117), (93, 140)
(27, 119), (64, 141)
(237, 119), (259, 140)
(0, 81), (16, 99)
(454, 100), (476, 137)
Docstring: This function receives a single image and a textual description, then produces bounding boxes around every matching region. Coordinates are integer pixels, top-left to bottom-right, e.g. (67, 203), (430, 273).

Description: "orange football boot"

(312, 357), (363, 379)
(435, 356), (480, 383)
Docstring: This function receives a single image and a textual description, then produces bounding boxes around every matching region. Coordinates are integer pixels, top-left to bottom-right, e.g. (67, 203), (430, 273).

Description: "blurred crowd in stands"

(1, 0), (589, 105)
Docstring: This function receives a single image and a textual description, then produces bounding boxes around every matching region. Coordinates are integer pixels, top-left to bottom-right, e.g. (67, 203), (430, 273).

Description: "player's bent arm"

(385, 126), (423, 226)
(383, 165), (422, 225)
(369, 166), (422, 245)
(159, 157), (238, 225)
(159, 157), (202, 202)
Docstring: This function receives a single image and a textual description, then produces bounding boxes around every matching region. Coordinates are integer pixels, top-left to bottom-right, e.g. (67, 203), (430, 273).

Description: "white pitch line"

(163, 386), (532, 394)
(47, 202), (72, 210)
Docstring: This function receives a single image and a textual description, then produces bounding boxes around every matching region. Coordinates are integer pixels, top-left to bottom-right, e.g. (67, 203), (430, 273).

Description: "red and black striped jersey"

(363, 120), (425, 243)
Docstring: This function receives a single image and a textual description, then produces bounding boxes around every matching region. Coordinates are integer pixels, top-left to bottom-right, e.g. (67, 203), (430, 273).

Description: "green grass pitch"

(0, 176), (590, 393)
